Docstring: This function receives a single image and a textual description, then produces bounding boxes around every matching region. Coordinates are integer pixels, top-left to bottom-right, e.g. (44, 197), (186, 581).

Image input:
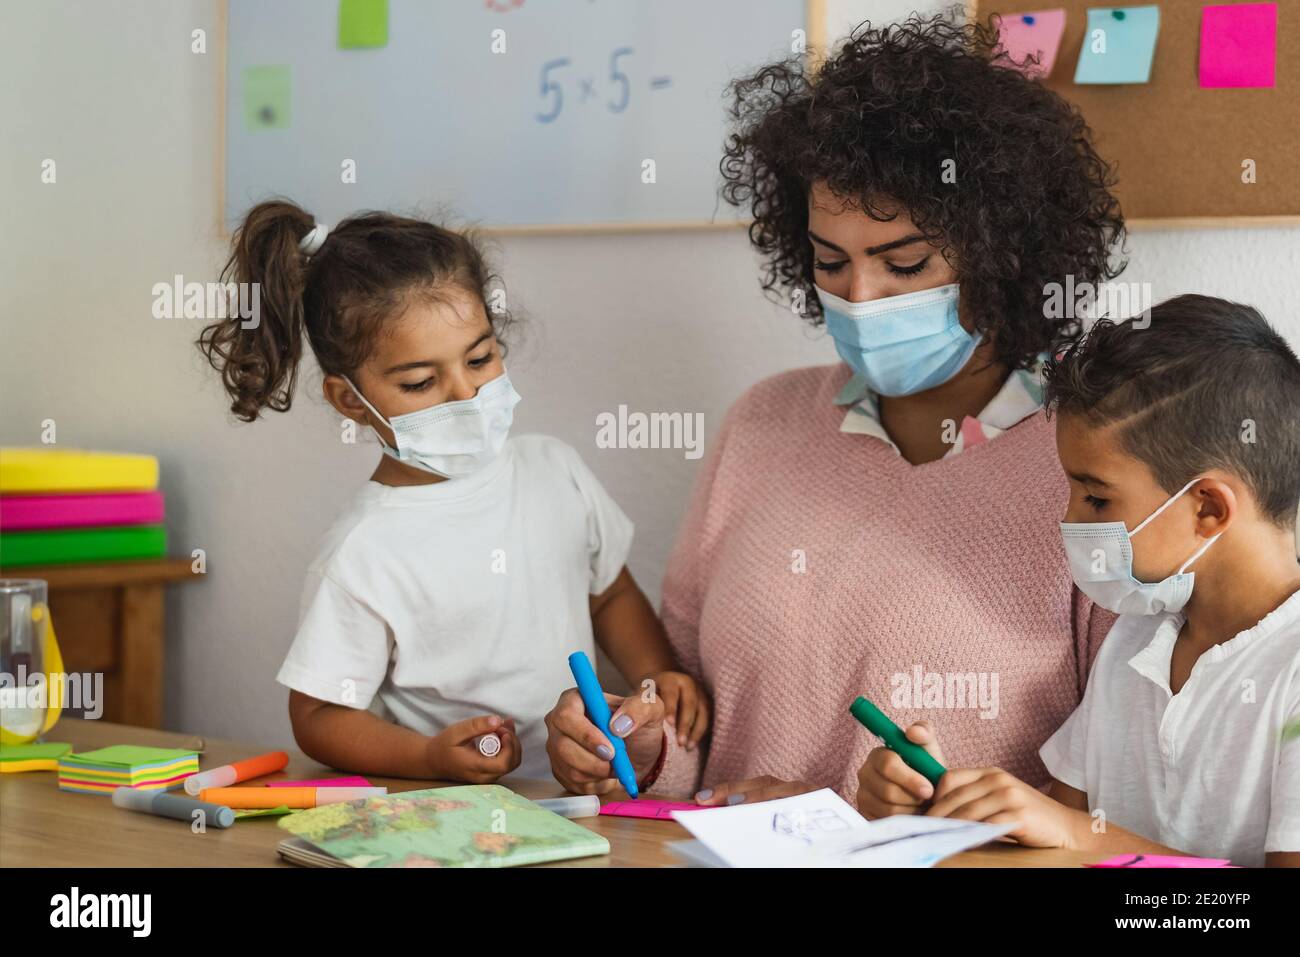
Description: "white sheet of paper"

(670, 788), (1015, 867)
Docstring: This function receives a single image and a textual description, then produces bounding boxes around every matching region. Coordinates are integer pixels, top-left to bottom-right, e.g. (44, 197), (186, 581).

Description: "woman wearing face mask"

(544, 13), (1127, 806)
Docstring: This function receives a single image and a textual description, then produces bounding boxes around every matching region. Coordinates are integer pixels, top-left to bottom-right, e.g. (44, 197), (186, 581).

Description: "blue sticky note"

(1074, 6), (1160, 84)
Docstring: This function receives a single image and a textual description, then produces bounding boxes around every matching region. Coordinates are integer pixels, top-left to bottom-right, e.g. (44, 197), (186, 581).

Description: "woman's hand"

(544, 688), (666, 795)
(926, 767), (1082, 849)
(692, 776), (817, 806)
(641, 670), (710, 751)
(426, 715), (521, 784)
(855, 720), (944, 819)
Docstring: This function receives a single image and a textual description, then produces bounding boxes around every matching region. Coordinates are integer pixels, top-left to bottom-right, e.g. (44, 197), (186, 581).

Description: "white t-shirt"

(1040, 589), (1300, 866)
(276, 434), (634, 781)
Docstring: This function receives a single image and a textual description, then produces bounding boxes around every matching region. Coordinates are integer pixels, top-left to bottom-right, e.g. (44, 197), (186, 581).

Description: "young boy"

(854, 295), (1300, 866)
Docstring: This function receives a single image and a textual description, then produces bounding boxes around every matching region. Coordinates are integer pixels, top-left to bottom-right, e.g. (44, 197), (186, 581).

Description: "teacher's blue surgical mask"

(816, 283), (981, 397)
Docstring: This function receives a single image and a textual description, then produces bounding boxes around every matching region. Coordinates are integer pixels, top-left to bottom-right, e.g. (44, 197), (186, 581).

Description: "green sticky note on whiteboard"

(243, 65), (290, 130)
(339, 0), (388, 49)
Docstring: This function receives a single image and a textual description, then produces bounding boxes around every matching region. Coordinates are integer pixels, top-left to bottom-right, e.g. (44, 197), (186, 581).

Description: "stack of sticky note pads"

(0, 449), (166, 566)
(58, 745), (198, 795)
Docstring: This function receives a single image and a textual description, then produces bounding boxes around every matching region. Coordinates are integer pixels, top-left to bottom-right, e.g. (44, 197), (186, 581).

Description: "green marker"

(850, 696), (947, 786)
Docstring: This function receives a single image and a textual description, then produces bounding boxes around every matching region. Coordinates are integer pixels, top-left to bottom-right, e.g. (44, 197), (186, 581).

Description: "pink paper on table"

(1088, 854), (1236, 868)
(993, 8), (1067, 79)
(599, 799), (712, 820)
(265, 776), (371, 787)
(1199, 3), (1277, 89)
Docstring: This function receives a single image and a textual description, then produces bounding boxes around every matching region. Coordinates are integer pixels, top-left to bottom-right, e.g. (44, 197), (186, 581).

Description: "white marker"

(476, 733), (501, 758)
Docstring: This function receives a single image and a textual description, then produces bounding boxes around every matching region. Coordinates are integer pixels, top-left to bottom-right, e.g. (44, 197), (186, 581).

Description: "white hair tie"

(299, 223), (330, 256)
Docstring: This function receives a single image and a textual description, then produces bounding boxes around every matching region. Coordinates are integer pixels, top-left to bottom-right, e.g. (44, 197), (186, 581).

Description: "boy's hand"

(426, 715), (521, 784)
(926, 767), (1079, 849)
(641, 670), (710, 751)
(855, 720), (944, 819)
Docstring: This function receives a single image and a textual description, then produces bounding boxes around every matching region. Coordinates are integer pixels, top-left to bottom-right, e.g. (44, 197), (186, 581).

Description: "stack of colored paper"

(0, 449), (166, 566)
(0, 741), (72, 773)
(58, 745), (198, 795)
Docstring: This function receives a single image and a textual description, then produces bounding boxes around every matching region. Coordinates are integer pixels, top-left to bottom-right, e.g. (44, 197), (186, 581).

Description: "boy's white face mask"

(1059, 476), (1222, 616)
(344, 370), (521, 479)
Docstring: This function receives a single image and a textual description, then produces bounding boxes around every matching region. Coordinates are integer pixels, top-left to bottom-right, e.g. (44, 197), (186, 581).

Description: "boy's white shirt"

(1040, 588), (1300, 866)
(276, 434), (634, 781)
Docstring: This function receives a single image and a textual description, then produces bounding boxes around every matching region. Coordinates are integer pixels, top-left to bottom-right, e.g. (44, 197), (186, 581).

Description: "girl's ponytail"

(199, 199), (316, 422)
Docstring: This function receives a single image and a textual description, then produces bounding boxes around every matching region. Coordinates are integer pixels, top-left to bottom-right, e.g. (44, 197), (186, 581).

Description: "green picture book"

(276, 784), (609, 868)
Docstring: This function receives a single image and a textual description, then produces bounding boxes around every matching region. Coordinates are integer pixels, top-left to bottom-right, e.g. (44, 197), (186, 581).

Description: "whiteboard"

(224, 0), (815, 231)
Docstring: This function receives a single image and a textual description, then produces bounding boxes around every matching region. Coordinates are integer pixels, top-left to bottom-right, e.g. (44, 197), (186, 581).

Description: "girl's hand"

(925, 767), (1080, 849)
(544, 688), (666, 795)
(693, 777), (817, 806)
(641, 671), (710, 751)
(855, 720), (944, 819)
(426, 715), (521, 784)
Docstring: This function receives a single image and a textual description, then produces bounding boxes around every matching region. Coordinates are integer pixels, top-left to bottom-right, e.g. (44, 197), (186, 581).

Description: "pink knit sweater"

(650, 363), (1116, 800)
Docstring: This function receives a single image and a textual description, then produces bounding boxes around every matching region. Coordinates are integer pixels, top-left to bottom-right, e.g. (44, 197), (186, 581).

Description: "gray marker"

(111, 786), (235, 828)
(535, 795), (600, 819)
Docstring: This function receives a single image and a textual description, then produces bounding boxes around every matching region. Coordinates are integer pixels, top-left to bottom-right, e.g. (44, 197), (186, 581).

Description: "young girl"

(199, 201), (710, 783)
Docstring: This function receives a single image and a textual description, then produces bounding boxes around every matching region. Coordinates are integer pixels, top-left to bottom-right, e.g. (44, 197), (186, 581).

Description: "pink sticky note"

(599, 799), (712, 820)
(1089, 854), (1236, 868)
(994, 9), (1068, 79)
(266, 776), (371, 788)
(1200, 3), (1277, 89)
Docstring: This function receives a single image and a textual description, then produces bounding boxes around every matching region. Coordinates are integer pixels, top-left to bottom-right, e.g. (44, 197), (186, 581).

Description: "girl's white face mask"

(1059, 477), (1222, 616)
(344, 370), (521, 479)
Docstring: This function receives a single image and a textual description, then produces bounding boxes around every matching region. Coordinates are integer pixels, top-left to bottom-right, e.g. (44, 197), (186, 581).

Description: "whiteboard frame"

(969, 0), (1300, 231)
(217, 0), (827, 237)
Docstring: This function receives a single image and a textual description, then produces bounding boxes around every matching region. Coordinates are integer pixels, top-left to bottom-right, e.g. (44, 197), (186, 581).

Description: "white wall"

(3, 1), (1297, 750)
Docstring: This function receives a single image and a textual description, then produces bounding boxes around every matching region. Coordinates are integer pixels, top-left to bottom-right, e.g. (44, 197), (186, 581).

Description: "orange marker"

(184, 750), (289, 796)
(198, 786), (387, 809)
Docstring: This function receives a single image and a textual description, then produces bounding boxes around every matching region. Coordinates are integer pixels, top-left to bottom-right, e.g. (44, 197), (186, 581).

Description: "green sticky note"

(1284, 718), (1300, 743)
(0, 742), (71, 761)
(338, 0), (388, 49)
(243, 65), (290, 131)
(64, 745), (196, 767)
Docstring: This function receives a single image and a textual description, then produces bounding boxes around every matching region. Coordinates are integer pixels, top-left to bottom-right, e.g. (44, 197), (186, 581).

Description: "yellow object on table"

(0, 741), (72, 772)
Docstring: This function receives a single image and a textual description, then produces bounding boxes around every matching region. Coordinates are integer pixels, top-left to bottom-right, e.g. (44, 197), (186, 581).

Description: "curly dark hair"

(719, 8), (1127, 372)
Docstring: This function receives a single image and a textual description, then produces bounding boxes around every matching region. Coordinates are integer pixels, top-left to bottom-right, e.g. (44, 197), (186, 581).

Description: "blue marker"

(568, 651), (639, 799)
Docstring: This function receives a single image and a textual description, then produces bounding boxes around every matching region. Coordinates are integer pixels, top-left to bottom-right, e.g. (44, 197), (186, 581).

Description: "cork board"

(974, 2), (1299, 227)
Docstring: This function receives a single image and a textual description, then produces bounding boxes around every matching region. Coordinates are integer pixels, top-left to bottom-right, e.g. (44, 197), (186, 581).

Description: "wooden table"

(0, 719), (1098, 868)
(0, 559), (202, 728)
